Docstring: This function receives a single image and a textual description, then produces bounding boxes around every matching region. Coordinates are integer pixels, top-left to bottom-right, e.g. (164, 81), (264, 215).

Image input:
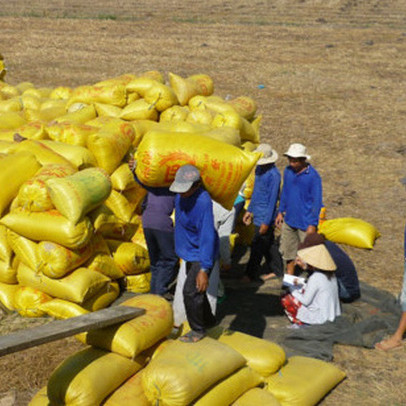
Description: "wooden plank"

(0, 306), (145, 357)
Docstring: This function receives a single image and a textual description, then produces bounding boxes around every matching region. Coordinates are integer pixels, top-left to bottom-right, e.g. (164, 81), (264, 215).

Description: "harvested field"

(0, 0), (405, 404)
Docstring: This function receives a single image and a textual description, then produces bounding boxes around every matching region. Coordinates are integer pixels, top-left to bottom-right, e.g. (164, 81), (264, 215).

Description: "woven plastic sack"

(67, 84), (127, 108)
(39, 298), (89, 319)
(0, 98), (22, 113)
(95, 102), (123, 118)
(0, 140), (16, 154)
(13, 121), (48, 140)
(104, 370), (150, 406)
(110, 163), (137, 191)
(28, 387), (49, 406)
(0, 112), (25, 131)
(82, 280), (120, 311)
(17, 263), (111, 304)
(46, 122), (97, 147)
(194, 366), (262, 406)
(318, 217), (380, 249)
(46, 167), (112, 224)
(53, 104), (97, 124)
(105, 189), (137, 223)
(125, 272), (151, 293)
(50, 86), (73, 99)
(169, 72), (213, 106)
(39, 140), (97, 169)
(135, 131), (260, 209)
(120, 99), (158, 121)
(24, 104), (66, 123)
(86, 123), (134, 174)
(0, 224), (12, 264)
(16, 163), (77, 212)
(0, 83), (19, 99)
(0, 151), (41, 216)
(232, 388), (281, 406)
(227, 96), (257, 121)
(6, 230), (41, 271)
(123, 185), (148, 215)
(113, 242), (150, 275)
(142, 338), (246, 406)
(160, 105), (190, 122)
(20, 92), (40, 110)
(209, 328), (286, 378)
(78, 294), (173, 359)
(86, 252), (124, 280)
(1, 208), (93, 249)
(126, 77), (157, 96)
(14, 285), (52, 317)
(202, 127), (241, 146)
(0, 260), (17, 284)
(266, 356), (346, 406)
(0, 281), (18, 310)
(144, 82), (178, 112)
(47, 347), (147, 406)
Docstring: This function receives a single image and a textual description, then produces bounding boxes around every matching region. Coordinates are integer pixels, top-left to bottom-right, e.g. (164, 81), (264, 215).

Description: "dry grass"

(0, 1), (406, 404)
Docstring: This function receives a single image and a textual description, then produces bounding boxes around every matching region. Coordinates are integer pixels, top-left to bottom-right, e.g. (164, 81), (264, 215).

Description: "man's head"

(169, 164), (201, 197)
(284, 143), (310, 173)
(255, 143), (278, 166)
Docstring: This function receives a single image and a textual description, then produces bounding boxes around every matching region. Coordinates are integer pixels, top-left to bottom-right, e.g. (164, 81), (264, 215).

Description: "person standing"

(242, 143), (283, 282)
(275, 143), (323, 275)
(170, 164), (219, 343)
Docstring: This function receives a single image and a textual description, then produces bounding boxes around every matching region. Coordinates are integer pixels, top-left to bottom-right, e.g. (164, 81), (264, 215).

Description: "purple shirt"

(142, 191), (175, 232)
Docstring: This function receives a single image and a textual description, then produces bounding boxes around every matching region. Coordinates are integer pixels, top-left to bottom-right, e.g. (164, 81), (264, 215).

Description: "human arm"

(196, 270), (209, 292)
(291, 273), (319, 306)
(305, 169), (323, 231)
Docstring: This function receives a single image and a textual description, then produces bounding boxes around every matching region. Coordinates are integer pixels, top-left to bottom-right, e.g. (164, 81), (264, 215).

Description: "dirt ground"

(0, 0), (405, 404)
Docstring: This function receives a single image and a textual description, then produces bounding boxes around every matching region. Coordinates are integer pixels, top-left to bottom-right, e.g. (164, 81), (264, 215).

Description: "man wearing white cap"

(242, 143), (283, 282)
(169, 164), (219, 343)
(275, 143), (323, 275)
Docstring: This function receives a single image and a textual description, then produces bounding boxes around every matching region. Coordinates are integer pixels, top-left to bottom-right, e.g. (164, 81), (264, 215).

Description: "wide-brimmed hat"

(284, 143), (311, 160)
(297, 244), (336, 271)
(298, 233), (326, 250)
(255, 143), (278, 165)
(169, 164), (201, 193)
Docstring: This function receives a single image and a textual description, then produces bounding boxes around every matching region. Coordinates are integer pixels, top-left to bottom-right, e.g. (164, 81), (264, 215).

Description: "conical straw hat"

(297, 244), (336, 271)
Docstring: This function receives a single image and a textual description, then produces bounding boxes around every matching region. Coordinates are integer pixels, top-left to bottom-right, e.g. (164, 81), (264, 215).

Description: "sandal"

(179, 330), (205, 343)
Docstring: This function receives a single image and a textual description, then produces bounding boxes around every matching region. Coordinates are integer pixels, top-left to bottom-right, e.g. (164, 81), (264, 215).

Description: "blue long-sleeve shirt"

(247, 164), (281, 226)
(174, 187), (219, 270)
(279, 164), (323, 230)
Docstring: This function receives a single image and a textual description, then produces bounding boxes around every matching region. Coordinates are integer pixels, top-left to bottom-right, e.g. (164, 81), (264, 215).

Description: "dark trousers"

(246, 225), (283, 280)
(183, 261), (216, 334)
(143, 228), (178, 296)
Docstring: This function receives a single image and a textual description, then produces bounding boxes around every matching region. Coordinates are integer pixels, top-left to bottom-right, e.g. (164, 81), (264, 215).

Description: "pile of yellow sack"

(0, 70), (262, 317)
(30, 294), (346, 406)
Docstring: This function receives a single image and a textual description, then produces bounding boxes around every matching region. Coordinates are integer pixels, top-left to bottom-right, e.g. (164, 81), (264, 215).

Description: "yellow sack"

(202, 127), (241, 147)
(120, 99), (158, 121)
(14, 285), (52, 317)
(125, 272), (151, 293)
(123, 185), (148, 215)
(194, 366), (262, 406)
(130, 119), (160, 142)
(0, 260), (17, 284)
(46, 122), (97, 147)
(96, 73), (138, 88)
(0, 98), (22, 113)
(186, 109), (214, 126)
(131, 224), (148, 250)
(87, 123), (134, 174)
(209, 329), (286, 378)
(105, 189), (137, 223)
(126, 77), (157, 96)
(0, 224), (12, 264)
(169, 72), (213, 106)
(39, 140), (97, 169)
(21, 94), (41, 111)
(24, 104), (66, 123)
(13, 121), (48, 140)
(232, 388), (281, 406)
(46, 167), (112, 224)
(157, 120), (210, 134)
(139, 70), (165, 83)
(40, 98), (68, 111)
(0, 83), (20, 99)
(104, 370), (150, 406)
(53, 104), (97, 124)
(142, 338), (247, 406)
(86, 116), (124, 128)
(47, 347), (147, 406)
(16, 163), (77, 212)
(160, 105), (190, 122)
(113, 242), (150, 275)
(7, 230), (41, 272)
(79, 294), (173, 359)
(39, 298), (88, 319)
(29, 387), (49, 406)
(37, 240), (95, 279)
(23, 87), (52, 99)
(50, 86), (73, 99)
(110, 163), (137, 191)
(0, 140), (16, 154)
(135, 131), (260, 209)
(67, 84), (127, 108)
(0, 281), (18, 310)
(227, 96), (257, 121)
(1, 209), (93, 249)
(94, 102), (123, 118)
(13, 139), (75, 168)
(266, 356), (346, 406)
(82, 280), (120, 311)
(86, 252), (125, 280)
(318, 217), (380, 249)
(0, 151), (42, 216)
(17, 263), (111, 304)
(144, 82), (179, 112)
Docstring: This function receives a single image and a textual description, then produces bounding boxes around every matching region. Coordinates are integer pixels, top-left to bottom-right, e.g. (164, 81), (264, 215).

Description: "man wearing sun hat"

(275, 143), (323, 275)
(169, 164), (219, 343)
(241, 143), (283, 282)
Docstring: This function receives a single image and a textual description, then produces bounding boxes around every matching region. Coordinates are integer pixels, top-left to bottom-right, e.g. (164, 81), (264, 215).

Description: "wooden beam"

(0, 306), (145, 357)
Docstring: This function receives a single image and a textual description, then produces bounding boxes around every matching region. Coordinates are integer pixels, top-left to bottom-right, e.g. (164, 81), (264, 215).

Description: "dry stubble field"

(0, 1), (406, 404)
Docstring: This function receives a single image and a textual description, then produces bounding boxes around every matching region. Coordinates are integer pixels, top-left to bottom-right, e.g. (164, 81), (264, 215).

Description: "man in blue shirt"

(275, 143), (323, 275)
(170, 164), (219, 343)
(242, 143), (283, 282)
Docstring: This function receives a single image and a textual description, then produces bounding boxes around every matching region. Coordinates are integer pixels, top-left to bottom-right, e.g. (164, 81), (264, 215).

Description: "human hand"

(275, 212), (284, 229)
(243, 211), (253, 226)
(306, 225), (317, 234)
(196, 270), (209, 292)
(259, 223), (269, 235)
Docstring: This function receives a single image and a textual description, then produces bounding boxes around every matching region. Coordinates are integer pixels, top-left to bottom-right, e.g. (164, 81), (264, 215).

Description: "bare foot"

(260, 273), (278, 281)
(375, 336), (403, 351)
